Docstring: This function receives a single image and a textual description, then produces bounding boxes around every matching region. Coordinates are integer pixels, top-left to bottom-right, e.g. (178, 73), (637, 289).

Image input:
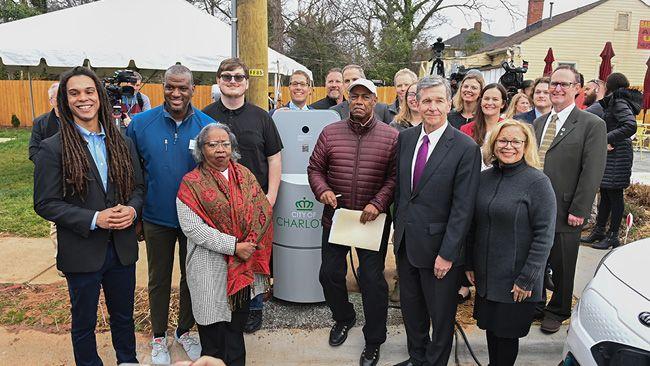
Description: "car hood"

(603, 238), (650, 301)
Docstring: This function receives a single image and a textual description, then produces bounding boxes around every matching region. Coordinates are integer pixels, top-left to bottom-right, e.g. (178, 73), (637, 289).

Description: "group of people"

(29, 55), (640, 366)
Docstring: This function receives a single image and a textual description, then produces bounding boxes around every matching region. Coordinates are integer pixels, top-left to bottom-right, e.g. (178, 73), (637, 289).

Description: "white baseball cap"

(348, 78), (377, 95)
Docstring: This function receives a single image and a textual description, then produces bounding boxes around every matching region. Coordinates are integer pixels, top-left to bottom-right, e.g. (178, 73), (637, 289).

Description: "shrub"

(11, 114), (20, 128)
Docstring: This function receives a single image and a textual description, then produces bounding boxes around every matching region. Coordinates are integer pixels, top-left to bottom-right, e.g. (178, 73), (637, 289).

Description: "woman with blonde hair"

(466, 119), (556, 366)
(505, 93), (533, 119)
(389, 82), (421, 132)
(448, 72), (485, 128)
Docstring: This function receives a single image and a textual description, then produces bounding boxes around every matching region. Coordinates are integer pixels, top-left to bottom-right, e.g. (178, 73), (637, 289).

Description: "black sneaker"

(244, 309), (263, 334)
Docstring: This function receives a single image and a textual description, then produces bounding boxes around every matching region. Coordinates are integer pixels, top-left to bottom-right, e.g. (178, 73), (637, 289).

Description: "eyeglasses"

(496, 139), (525, 148)
(549, 81), (576, 89)
(406, 92), (417, 99)
(219, 74), (247, 82)
(349, 93), (374, 102)
(204, 141), (232, 149)
(289, 81), (309, 87)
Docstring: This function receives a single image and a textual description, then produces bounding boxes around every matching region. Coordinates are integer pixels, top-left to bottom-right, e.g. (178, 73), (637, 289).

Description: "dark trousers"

(397, 244), (459, 366)
(319, 224), (389, 346)
(596, 188), (625, 234)
(143, 221), (195, 336)
(543, 231), (581, 321)
(486, 330), (519, 366)
(197, 296), (250, 366)
(65, 241), (137, 366)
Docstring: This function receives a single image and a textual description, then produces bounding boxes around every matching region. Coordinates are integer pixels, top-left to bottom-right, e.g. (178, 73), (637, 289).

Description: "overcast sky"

(434, 0), (623, 39)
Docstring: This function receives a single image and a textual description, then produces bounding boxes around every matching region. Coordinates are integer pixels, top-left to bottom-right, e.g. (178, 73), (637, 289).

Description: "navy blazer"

(393, 124), (481, 267)
(513, 109), (536, 124)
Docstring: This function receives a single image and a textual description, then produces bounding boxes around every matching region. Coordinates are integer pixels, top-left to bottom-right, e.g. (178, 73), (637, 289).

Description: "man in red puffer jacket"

(308, 78), (398, 366)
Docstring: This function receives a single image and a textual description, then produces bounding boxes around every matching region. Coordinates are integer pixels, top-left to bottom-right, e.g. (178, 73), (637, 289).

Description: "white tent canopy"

(0, 0), (311, 78)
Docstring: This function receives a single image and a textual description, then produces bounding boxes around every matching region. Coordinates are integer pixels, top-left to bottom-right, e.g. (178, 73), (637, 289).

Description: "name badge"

(188, 139), (196, 150)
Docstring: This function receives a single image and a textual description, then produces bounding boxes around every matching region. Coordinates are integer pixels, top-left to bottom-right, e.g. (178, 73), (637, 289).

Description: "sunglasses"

(220, 74), (247, 82)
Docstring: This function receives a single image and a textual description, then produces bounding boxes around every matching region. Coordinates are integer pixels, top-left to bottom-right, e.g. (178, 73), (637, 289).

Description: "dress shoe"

(244, 309), (263, 334)
(540, 317), (562, 333)
(592, 232), (620, 250)
(359, 344), (380, 366)
(580, 225), (606, 243)
(393, 359), (422, 366)
(328, 318), (355, 346)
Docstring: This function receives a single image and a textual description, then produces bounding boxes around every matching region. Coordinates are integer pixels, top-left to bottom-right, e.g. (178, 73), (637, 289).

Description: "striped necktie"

(538, 114), (558, 169)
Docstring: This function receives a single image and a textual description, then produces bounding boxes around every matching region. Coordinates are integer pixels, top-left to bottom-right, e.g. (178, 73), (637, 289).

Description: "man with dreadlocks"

(33, 66), (145, 366)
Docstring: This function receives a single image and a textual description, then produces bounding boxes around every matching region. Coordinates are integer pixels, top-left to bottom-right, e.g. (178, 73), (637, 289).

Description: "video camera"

(498, 59), (528, 100)
(429, 37), (445, 77)
(449, 66), (469, 95)
(103, 70), (139, 130)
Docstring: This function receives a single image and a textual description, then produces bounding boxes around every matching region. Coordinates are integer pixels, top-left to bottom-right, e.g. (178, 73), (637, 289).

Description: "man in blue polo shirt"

(126, 64), (213, 364)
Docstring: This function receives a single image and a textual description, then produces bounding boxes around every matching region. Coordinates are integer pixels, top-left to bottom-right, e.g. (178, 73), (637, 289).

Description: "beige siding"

(520, 0), (650, 85)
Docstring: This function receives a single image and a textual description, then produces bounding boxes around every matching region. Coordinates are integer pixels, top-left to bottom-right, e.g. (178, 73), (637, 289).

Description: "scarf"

(177, 159), (273, 309)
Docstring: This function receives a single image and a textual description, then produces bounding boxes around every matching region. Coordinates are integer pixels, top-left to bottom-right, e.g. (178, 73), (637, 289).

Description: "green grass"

(0, 127), (49, 237)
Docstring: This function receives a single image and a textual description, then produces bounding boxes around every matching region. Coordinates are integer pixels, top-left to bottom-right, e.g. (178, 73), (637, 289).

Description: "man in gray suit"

(330, 64), (394, 123)
(533, 65), (607, 333)
(392, 76), (481, 366)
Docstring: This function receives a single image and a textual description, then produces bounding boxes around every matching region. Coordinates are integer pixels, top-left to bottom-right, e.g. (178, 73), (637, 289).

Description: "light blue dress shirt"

(74, 123), (107, 230)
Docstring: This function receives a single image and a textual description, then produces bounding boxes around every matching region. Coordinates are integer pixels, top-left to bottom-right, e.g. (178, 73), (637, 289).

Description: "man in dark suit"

(28, 82), (60, 161)
(393, 75), (481, 366)
(33, 66), (144, 365)
(514, 77), (552, 124)
(329, 64), (395, 123)
(533, 66), (607, 333)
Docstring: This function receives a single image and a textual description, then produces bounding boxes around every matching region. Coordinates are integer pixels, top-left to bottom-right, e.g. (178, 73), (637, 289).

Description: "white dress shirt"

(542, 103), (575, 138)
(411, 122), (448, 187)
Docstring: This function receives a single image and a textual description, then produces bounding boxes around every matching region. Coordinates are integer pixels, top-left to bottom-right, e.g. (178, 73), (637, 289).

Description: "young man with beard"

(310, 68), (344, 109)
(308, 79), (398, 366)
(583, 79), (606, 119)
(33, 66), (145, 365)
(127, 65), (212, 363)
(202, 57), (283, 334)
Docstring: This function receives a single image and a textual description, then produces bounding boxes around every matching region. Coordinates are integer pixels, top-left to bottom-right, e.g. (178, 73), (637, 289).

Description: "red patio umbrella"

(643, 57), (650, 123)
(543, 48), (555, 76)
(599, 42), (615, 81)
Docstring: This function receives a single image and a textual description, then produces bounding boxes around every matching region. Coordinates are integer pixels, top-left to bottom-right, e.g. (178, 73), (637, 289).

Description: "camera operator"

(121, 71), (151, 117)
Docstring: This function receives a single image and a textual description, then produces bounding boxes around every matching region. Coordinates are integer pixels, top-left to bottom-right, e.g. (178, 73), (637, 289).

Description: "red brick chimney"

(474, 22), (482, 32)
(527, 0), (544, 26)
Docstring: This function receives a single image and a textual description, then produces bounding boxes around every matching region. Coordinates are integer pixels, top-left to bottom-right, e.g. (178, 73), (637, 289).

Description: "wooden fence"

(0, 80), (398, 127)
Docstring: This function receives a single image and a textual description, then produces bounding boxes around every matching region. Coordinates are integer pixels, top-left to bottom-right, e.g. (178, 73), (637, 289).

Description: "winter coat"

(599, 88), (642, 189)
(307, 117), (398, 228)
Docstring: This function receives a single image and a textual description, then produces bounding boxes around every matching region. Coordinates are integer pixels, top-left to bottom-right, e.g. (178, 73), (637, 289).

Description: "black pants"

(486, 330), (519, 366)
(319, 223), (389, 346)
(143, 221), (195, 336)
(65, 241), (137, 366)
(197, 295), (250, 366)
(544, 231), (581, 321)
(596, 188), (624, 234)
(398, 244), (459, 366)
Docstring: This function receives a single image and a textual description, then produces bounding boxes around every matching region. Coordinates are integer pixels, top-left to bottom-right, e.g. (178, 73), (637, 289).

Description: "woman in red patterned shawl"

(176, 123), (272, 366)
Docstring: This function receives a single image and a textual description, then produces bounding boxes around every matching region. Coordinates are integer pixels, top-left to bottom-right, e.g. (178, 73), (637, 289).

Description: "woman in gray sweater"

(466, 119), (556, 366)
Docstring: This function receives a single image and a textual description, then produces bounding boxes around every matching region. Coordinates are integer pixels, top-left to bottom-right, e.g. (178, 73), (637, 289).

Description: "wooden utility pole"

(237, 0), (268, 110)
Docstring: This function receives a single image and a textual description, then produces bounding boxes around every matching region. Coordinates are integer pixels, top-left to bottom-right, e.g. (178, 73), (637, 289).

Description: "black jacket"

(599, 88), (642, 189)
(309, 96), (342, 110)
(33, 132), (145, 273)
(513, 109), (536, 125)
(28, 109), (60, 161)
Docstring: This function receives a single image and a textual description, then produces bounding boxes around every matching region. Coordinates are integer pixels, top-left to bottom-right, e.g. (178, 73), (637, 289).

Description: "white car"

(562, 238), (650, 365)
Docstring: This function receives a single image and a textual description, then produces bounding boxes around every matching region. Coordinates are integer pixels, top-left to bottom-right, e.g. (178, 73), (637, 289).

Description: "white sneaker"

(175, 329), (202, 361)
(151, 336), (171, 364)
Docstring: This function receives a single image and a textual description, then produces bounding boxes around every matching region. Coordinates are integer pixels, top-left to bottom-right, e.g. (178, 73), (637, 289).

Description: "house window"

(616, 12), (630, 31)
